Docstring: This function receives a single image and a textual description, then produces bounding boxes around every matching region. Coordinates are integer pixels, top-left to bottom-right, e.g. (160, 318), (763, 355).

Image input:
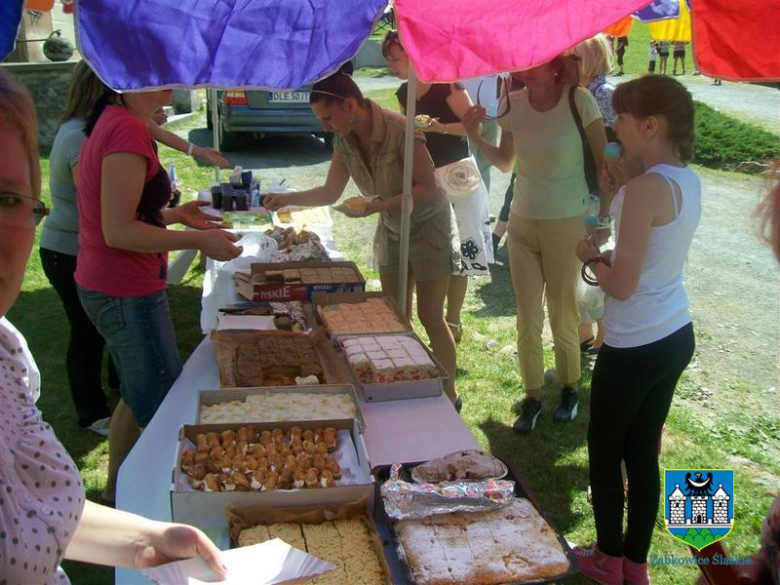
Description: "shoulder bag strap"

(568, 86), (598, 194)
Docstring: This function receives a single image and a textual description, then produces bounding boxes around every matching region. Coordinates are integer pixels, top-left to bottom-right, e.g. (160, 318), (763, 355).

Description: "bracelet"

(581, 256), (609, 287)
(186, 142), (195, 156)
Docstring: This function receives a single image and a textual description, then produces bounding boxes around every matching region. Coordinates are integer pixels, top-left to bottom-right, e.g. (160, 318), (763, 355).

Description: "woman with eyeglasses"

(382, 31), (493, 344)
(40, 62), (229, 439)
(264, 65), (462, 408)
(463, 55), (607, 434)
(74, 80), (242, 506)
(0, 68), (226, 584)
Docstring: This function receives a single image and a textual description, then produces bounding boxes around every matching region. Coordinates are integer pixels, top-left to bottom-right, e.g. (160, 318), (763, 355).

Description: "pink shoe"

(623, 557), (650, 584)
(573, 544), (623, 585)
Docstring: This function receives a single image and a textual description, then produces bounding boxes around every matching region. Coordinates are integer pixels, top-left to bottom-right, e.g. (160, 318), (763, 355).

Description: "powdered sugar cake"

(396, 499), (571, 584)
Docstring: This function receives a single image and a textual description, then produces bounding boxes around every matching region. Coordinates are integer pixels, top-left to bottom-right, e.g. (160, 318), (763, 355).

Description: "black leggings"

(40, 247), (116, 426)
(498, 173), (516, 223)
(588, 322), (695, 562)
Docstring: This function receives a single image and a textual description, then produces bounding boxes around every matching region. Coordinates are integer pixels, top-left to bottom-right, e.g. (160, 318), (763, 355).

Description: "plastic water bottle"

(168, 162), (181, 208)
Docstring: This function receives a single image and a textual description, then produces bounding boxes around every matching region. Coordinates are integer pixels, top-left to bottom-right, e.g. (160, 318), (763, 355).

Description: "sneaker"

(85, 416), (111, 437)
(513, 398), (542, 434)
(573, 544), (623, 585)
(553, 387), (579, 422)
(623, 557), (650, 585)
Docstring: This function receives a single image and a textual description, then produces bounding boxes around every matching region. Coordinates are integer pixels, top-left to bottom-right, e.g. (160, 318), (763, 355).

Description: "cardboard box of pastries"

(170, 419), (374, 530)
(312, 291), (413, 337)
(228, 500), (392, 585)
(210, 328), (352, 388)
(234, 260), (365, 302)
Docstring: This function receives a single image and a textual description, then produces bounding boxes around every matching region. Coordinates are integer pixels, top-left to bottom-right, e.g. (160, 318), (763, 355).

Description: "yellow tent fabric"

(649, 0), (692, 41)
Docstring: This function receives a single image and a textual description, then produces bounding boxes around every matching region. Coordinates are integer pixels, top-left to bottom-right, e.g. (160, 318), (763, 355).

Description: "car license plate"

(269, 91), (310, 103)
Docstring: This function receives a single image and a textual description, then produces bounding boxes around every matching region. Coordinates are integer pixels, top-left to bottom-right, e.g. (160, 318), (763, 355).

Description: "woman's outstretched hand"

(135, 522), (226, 577)
(175, 201), (224, 230)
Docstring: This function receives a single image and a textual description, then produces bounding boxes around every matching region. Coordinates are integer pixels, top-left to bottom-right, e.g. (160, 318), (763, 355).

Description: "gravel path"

(356, 74), (780, 134)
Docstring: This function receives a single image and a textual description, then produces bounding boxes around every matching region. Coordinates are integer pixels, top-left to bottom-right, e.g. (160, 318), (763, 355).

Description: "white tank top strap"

(647, 168), (682, 218)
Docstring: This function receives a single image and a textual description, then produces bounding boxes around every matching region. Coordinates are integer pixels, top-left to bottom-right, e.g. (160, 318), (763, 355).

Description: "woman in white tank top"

(572, 76), (700, 585)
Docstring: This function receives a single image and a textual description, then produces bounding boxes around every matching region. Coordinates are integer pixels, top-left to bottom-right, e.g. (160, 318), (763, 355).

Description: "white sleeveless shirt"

(604, 164), (702, 348)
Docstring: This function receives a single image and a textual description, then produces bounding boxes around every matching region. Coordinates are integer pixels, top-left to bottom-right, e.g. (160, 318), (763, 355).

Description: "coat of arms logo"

(664, 469), (734, 551)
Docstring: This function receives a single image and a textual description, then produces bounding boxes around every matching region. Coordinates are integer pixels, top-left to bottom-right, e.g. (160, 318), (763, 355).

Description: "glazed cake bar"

(318, 298), (407, 335)
(236, 519), (385, 584)
(342, 335), (439, 384)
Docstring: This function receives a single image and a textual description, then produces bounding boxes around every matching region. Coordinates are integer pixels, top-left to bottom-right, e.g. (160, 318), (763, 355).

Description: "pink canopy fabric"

(394, 0), (654, 82)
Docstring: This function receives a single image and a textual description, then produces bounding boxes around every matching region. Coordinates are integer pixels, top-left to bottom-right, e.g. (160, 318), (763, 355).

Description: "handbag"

(434, 156), (483, 203)
(568, 86), (599, 196)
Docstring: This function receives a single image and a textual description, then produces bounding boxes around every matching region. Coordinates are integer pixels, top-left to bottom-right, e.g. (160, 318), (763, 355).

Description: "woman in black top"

(383, 31), (493, 344)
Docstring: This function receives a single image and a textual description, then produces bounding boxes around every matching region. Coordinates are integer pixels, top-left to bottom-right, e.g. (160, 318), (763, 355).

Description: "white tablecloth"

(116, 229), (478, 584)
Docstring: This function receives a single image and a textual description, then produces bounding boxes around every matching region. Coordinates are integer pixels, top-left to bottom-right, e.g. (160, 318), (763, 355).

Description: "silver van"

(208, 86), (332, 151)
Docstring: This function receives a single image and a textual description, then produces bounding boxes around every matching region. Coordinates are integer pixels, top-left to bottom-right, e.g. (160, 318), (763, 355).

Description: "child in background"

(647, 42), (658, 73)
(672, 41), (687, 75)
(658, 41), (670, 75)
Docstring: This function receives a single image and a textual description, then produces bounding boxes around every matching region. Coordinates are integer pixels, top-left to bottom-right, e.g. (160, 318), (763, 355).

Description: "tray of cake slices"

(374, 451), (578, 585)
(234, 260), (365, 302)
(171, 420), (374, 529)
(335, 332), (447, 402)
(312, 292), (413, 337)
(197, 384), (366, 429)
(228, 499), (393, 585)
(210, 328), (352, 388)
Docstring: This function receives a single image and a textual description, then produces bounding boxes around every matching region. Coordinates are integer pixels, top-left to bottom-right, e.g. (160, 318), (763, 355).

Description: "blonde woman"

(568, 33), (618, 354)
(463, 56), (607, 433)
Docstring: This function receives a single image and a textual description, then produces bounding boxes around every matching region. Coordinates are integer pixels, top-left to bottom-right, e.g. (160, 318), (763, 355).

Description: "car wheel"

(219, 122), (240, 152)
(322, 132), (334, 150)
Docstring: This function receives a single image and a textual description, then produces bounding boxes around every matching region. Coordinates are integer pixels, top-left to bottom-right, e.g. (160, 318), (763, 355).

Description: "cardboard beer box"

(234, 261), (365, 302)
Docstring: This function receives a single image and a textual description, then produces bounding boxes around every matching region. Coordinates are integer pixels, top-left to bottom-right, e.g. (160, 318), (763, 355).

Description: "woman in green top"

(264, 69), (461, 406)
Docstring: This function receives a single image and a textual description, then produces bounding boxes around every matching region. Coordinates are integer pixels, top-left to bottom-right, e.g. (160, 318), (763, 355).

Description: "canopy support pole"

(398, 65), (418, 315)
(210, 89), (221, 183)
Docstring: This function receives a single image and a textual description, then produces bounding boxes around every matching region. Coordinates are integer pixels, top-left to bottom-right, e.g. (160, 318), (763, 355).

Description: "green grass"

(694, 101), (780, 168)
(355, 66), (391, 78)
(14, 107), (778, 584)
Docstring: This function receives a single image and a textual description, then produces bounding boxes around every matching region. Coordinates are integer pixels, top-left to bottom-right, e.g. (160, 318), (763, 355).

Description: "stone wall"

(1, 61), (76, 150)
(1, 61), (200, 146)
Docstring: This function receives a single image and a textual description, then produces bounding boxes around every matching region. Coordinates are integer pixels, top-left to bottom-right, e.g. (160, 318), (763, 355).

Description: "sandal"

(447, 321), (463, 344)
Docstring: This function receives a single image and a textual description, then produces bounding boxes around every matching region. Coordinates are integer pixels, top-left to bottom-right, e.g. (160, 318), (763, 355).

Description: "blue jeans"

(77, 287), (182, 427)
